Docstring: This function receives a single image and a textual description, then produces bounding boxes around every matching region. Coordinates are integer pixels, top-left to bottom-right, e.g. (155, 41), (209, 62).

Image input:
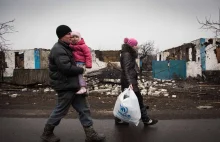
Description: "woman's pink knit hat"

(124, 38), (138, 48)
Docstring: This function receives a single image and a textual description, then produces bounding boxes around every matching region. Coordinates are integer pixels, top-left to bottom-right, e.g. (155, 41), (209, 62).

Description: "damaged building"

(2, 48), (122, 85)
(4, 48), (50, 77)
(155, 38), (220, 82)
(95, 50), (121, 62)
(3, 49), (50, 85)
(0, 51), (7, 82)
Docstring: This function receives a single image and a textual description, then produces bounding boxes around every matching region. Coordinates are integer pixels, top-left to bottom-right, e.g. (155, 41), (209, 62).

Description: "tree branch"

(197, 13), (220, 37)
(0, 19), (16, 51)
(139, 41), (155, 59)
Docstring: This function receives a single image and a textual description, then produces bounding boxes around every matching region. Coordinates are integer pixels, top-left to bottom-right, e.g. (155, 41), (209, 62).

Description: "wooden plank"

(12, 69), (49, 85)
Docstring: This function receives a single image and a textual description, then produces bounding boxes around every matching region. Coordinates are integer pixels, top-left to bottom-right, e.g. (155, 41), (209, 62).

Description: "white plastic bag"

(113, 88), (141, 126)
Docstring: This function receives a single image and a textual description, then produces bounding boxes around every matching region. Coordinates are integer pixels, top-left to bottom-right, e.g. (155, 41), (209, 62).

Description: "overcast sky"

(0, 0), (219, 51)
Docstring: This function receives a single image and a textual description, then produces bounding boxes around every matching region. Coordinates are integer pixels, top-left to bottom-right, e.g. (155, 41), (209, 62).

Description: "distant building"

(4, 48), (50, 77)
(154, 38), (220, 80)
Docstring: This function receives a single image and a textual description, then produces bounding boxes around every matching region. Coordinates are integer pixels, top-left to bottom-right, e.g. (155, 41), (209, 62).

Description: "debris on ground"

(0, 61), (220, 114)
(44, 88), (50, 93)
(9, 94), (18, 98)
(21, 88), (27, 92)
(197, 106), (213, 109)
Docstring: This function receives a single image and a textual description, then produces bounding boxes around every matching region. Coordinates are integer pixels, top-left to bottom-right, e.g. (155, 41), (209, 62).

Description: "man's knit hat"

(56, 25), (72, 39)
(71, 31), (81, 41)
(124, 38), (138, 48)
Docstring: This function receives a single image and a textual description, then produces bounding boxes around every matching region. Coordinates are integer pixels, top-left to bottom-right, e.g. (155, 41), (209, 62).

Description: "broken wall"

(193, 38), (220, 71)
(4, 51), (16, 77)
(163, 43), (194, 61)
(0, 51), (6, 81)
(4, 49), (47, 77)
(102, 51), (120, 62)
(191, 39), (201, 62)
(95, 50), (121, 62)
(156, 52), (169, 61)
(24, 49), (35, 69)
(156, 38), (220, 79)
(91, 50), (96, 62)
(206, 44), (220, 70)
(40, 49), (50, 69)
(186, 61), (202, 77)
(4, 50), (35, 77)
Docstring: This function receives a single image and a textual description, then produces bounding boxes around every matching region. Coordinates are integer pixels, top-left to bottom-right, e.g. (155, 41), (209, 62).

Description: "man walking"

(41, 25), (105, 142)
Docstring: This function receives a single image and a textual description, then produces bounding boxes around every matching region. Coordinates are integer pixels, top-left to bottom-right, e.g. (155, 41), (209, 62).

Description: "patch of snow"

(10, 94), (18, 98)
(44, 88), (50, 92)
(164, 93), (169, 97)
(197, 106), (213, 109)
(86, 58), (107, 73)
(21, 88), (27, 91)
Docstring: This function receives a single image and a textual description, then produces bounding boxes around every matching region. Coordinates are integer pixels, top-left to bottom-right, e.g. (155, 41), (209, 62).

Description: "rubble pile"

(86, 63), (177, 97)
(0, 61), (189, 98)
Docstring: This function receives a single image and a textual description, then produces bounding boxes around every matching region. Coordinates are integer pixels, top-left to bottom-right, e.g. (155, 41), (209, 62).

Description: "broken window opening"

(0, 51), (7, 82)
(15, 52), (24, 69)
(208, 38), (213, 44)
(215, 47), (220, 63)
(192, 45), (196, 61)
(177, 49), (181, 60)
(186, 48), (189, 61)
(216, 41), (220, 48)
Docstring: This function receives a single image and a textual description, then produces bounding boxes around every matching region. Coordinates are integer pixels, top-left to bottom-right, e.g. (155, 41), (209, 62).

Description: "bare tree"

(139, 41), (155, 59)
(138, 41), (155, 72)
(0, 19), (16, 82)
(197, 9), (220, 37)
(154, 47), (160, 55)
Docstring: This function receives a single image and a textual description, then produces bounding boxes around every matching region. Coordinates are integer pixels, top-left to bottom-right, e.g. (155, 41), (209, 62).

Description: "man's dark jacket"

(49, 40), (84, 91)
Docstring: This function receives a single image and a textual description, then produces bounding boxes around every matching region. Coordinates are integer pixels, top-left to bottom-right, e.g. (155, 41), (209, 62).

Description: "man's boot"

(41, 124), (60, 142)
(83, 126), (106, 142)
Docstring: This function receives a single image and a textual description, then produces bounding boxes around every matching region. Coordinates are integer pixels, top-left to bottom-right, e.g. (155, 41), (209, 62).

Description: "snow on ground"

(86, 58), (107, 72)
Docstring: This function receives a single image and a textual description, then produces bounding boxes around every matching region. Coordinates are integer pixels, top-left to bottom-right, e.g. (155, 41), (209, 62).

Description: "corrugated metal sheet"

(169, 60), (186, 79)
(40, 49), (50, 69)
(152, 60), (169, 79)
(152, 60), (186, 80)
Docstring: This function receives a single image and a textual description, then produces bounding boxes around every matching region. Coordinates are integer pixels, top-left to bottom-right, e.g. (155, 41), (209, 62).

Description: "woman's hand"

(129, 84), (133, 90)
